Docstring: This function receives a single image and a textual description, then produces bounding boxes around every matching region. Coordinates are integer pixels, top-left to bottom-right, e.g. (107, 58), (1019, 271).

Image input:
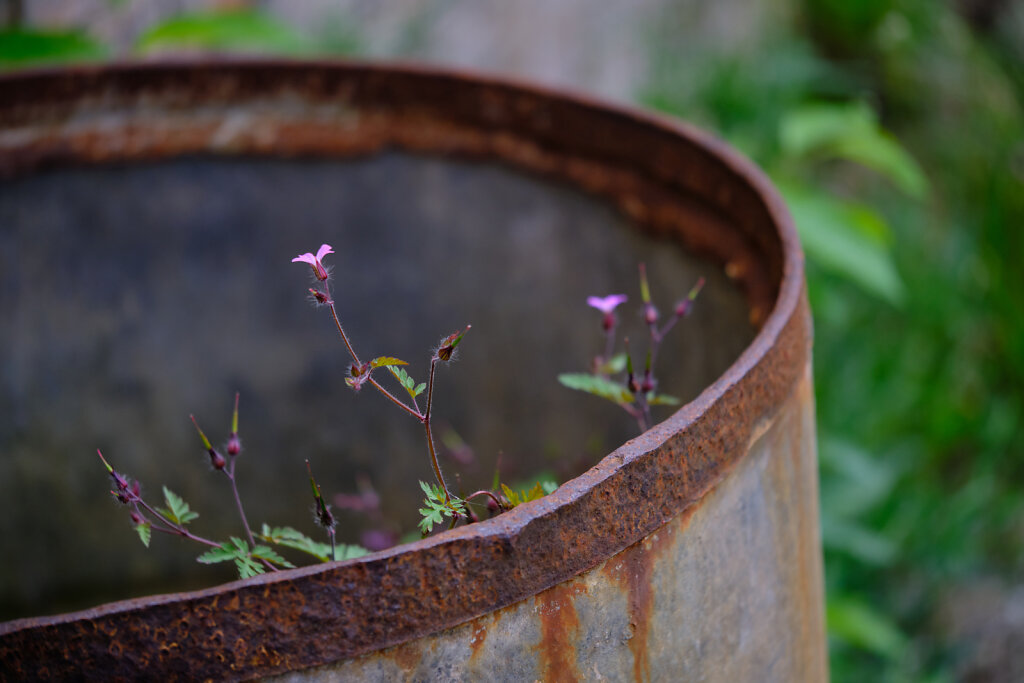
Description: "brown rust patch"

(468, 620), (489, 663)
(604, 509), (694, 683)
(389, 637), (425, 674)
(534, 581), (587, 683)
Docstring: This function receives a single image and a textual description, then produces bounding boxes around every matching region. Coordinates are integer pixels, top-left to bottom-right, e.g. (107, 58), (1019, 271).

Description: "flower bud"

(674, 299), (691, 318)
(602, 312), (615, 332)
(644, 303), (659, 325)
(132, 480), (141, 498)
(130, 511), (143, 525)
(227, 433), (241, 457)
(309, 288), (329, 304)
(209, 448), (226, 470)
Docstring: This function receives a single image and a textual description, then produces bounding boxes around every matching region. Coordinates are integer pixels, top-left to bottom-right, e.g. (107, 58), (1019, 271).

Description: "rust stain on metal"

(0, 61), (816, 681)
(468, 621), (489, 663)
(534, 582), (586, 683)
(604, 507), (693, 683)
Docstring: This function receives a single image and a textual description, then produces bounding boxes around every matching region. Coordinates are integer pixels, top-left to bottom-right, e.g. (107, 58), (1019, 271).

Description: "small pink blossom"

(587, 294), (628, 314)
(292, 244), (334, 281)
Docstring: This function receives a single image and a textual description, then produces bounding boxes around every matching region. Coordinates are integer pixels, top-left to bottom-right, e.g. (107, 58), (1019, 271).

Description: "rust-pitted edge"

(0, 61), (809, 682)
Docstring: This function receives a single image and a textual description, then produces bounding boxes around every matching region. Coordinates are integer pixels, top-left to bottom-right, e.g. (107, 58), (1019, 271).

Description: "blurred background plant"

(3, 0), (1022, 679)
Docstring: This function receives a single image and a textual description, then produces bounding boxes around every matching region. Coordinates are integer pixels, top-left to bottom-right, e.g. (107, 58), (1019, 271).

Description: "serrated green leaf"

(251, 545), (295, 568)
(259, 525), (332, 562)
(196, 543), (238, 564)
(135, 522), (151, 548)
(414, 383), (426, 397)
(558, 373), (633, 404)
(160, 487), (199, 526)
(541, 480), (558, 495)
(388, 366), (424, 399)
(234, 556), (264, 579)
(500, 483), (521, 507)
(370, 356), (408, 369)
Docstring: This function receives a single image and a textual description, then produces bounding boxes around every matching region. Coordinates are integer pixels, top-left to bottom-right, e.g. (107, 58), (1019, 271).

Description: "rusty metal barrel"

(0, 62), (825, 681)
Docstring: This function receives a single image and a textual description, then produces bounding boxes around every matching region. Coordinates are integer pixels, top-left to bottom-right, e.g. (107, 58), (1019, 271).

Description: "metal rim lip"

(0, 60), (808, 677)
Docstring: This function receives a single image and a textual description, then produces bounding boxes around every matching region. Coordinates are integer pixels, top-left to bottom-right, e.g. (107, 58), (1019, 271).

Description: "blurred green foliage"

(647, 0), (1024, 680)
(0, 28), (106, 67)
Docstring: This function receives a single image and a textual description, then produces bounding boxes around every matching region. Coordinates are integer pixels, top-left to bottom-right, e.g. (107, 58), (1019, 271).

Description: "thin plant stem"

(329, 528), (336, 562)
(136, 499), (221, 548)
(326, 298), (423, 420)
(466, 490), (503, 509)
(224, 461), (277, 572)
(603, 325), (617, 372)
(424, 357), (451, 503)
(225, 463), (257, 549)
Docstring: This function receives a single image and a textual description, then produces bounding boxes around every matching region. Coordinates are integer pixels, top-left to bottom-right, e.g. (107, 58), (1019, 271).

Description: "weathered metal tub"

(0, 62), (825, 681)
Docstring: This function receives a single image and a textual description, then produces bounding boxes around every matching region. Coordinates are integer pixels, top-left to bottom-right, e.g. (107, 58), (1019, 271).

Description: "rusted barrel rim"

(0, 60), (808, 680)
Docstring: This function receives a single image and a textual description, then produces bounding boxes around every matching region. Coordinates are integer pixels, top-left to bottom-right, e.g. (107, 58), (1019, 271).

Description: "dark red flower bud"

(644, 303), (659, 325)
(227, 433), (241, 457)
(436, 325), (471, 362)
(209, 449), (226, 470)
(602, 312), (615, 332)
(309, 288), (330, 304)
(132, 480), (141, 497)
(130, 511), (143, 525)
(641, 371), (655, 394)
(674, 299), (691, 317)
(487, 497), (500, 513)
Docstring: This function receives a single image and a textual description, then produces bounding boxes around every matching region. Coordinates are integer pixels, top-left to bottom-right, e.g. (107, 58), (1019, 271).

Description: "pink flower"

(292, 244), (334, 281)
(587, 294), (628, 314)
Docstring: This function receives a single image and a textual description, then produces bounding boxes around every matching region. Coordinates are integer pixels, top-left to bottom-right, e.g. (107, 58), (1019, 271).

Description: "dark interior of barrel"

(0, 90), (762, 621)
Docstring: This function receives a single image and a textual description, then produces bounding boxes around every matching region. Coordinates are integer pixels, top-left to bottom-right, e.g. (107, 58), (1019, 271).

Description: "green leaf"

(0, 29), (106, 69)
(159, 487), (200, 526)
(196, 543), (238, 565)
(234, 556), (265, 578)
(370, 356), (408, 369)
(251, 545), (295, 568)
(500, 480), (555, 508)
(780, 102), (928, 199)
(598, 353), (628, 375)
(259, 524), (368, 563)
(137, 9), (308, 55)
(558, 373), (633, 404)
(647, 392), (681, 406)
(417, 481), (465, 534)
(134, 522), (151, 548)
(777, 182), (906, 306)
(826, 597), (907, 660)
(387, 366), (425, 400)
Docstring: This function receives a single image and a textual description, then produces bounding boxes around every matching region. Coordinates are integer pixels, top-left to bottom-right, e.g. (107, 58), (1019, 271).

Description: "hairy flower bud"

(227, 433), (241, 457)
(130, 511), (143, 525)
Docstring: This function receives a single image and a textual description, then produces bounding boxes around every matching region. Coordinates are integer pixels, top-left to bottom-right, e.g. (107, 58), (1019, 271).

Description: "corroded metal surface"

(268, 368), (825, 682)
(0, 61), (822, 681)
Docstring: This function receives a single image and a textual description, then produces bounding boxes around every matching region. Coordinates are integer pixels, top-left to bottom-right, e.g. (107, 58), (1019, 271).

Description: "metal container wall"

(0, 62), (825, 681)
